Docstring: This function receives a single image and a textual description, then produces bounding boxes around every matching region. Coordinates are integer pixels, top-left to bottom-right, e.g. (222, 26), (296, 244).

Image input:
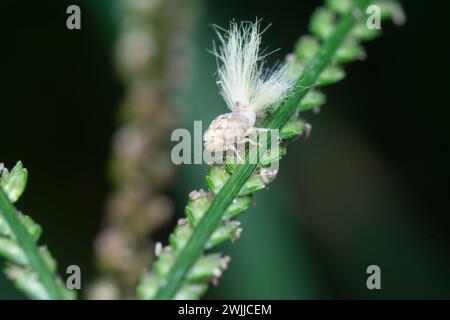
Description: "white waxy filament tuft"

(212, 20), (296, 113)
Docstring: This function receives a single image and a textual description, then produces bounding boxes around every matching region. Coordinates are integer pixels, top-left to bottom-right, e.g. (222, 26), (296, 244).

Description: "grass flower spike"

(0, 162), (74, 300)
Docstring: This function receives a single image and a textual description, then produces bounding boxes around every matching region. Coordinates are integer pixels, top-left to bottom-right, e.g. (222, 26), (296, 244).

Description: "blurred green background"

(1, 0), (450, 299)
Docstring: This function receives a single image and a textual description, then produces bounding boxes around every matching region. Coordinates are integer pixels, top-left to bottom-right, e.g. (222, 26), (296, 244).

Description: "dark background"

(1, 0), (449, 298)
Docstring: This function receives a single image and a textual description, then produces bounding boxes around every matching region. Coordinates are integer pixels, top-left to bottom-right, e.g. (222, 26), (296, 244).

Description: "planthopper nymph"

(203, 20), (296, 160)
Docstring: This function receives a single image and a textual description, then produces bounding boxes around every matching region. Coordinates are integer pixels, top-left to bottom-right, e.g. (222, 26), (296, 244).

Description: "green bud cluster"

(0, 162), (74, 300)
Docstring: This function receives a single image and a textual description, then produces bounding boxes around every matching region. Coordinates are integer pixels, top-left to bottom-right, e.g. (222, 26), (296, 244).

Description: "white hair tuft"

(212, 21), (296, 113)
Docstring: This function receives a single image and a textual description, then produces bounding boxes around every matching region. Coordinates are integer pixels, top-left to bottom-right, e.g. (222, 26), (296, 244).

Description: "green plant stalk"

(154, 0), (370, 299)
(0, 187), (64, 299)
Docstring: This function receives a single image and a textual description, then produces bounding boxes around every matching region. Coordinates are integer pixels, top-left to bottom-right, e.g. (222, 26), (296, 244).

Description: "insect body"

(204, 111), (255, 153)
(203, 21), (295, 156)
